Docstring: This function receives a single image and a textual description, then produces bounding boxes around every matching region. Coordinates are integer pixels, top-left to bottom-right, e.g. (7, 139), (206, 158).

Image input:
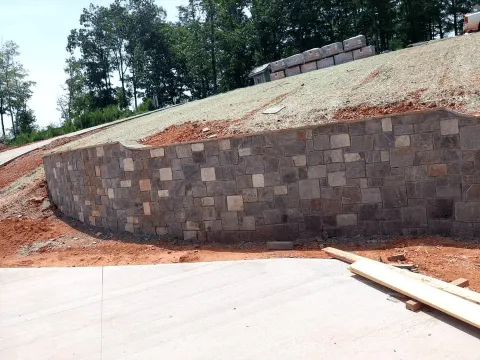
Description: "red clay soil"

(141, 119), (245, 147)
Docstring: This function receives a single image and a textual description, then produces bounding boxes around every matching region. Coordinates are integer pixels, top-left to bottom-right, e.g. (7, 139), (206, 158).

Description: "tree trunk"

(0, 97), (5, 138)
(132, 66), (138, 110)
(208, 0), (217, 94)
(9, 108), (16, 136)
(453, 0), (458, 36)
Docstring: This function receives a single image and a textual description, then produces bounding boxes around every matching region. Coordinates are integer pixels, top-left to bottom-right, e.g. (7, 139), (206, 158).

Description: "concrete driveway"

(0, 259), (478, 359)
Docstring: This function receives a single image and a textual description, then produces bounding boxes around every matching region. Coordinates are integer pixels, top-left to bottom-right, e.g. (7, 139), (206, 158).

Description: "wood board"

(350, 260), (480, 329)
(323, 247), (480, 305)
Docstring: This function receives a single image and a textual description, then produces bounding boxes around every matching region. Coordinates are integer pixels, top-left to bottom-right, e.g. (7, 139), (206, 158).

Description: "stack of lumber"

(323, 247), (480, 329)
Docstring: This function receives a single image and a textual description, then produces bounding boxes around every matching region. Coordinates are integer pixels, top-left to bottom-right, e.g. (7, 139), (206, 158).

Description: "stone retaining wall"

(43, 109), (480, 242)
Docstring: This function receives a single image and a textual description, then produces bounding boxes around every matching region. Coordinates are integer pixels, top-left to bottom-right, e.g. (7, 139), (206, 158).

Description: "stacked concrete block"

(270, 59), (287, 73)
(321, 42), (344, 57)
(317, 57), (335, 69)
(300, 61), (318, 73)
(334, 51), (353, 65)
(285, 66), (301, 77)
(270, 71), (286, 81)
(353, 45), (376, 60)
(303, 48), (326, 63)
(343, 35), (367, 52)
(284, 53), (305, 68)
(44, 109), (480, 243)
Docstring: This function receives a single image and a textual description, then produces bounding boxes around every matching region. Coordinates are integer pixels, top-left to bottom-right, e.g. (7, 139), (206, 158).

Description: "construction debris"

(387, 253), (406, 262)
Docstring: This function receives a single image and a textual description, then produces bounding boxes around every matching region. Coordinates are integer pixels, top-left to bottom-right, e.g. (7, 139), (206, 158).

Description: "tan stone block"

(344, 152), (361, 162)
(201, 167), (216, 181)
(440, 119), (459, 135)
(159, 167), (173, 181)
(143, 202), (151, 215)
(73, 195), (79, 202)
(123, 158), (134, 171)
(274, 185), (288, 195)
(89, 216), (96, 226)
(125, 223), (134, 233)
(96, 146), (104, 157)
(395, 135), (410, 147)
(242, 216), (256, 230)
(78, 212), (84, 222)
(85, 200), (91, 206)
(227, 195), (244, 211)
(158, 190), (169, 197)
(191, 143), (204, 152)
(381, 151), (390, 162)
(331, 134), (350, 148)
(107, 188), (115, 199)
(150, 148), (165, 158)
(92, 210), (100, 217)
(202, 197), (215, 206)
(139, 179), (151, 192)
(382, 118), (392, 132)
(95, 166), (101, 177)
(238, 148), (251, 156)
(292, 155), (307, 167)
(218, 139), (231, 151)
(252, 174), (265, 188)
(120, 180), (131, 188)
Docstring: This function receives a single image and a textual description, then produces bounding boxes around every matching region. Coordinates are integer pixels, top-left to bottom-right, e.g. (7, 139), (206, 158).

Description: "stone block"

(270, 59), (287, 72)
(374, 133), (395, 150)
(285, 66), (301, 77)
(301, 61), (317, 73)
(353, 45), (375, 60)
(183, 231), (197, 240)
(303, 47), (326, 62)
(361, 188), (382, 203)
(242, 216), (256, 230)
(324, 149), (343, 163)
(159, 167), (173, 181)
(258, 187), (274, 202)
(463, 184), (480, 201)
(345, 162), (365, 178)
(394, 124), (413, 135)
(191, 143), (204, 152)
(252, 174), (265, 188)
(218, 139), (231, 151)
(428, 199), (453, 219)
(428, 164), (447, 177)
(316, 57), (334, 69)
(292, 155), (307, 167)
(202, 197), (215, 206)
(358, 203), (381, 221)
(328, 171), (346, 187)
(285, 53), (304, 67)
(123, 158), (134, 171)
(382, 118), (392, 132)
(245, 155), (265, 173)
(334, 51), (353, 65)
(401, 206), (427, 227)
(460, 125), (480, 150)
(365, 120), (382, 134)
(436, 175), (461, 199)
(299, 179), (320, 199)
(176, 144), (192, 158)
(395, 135), (410, 147)
(404, 166), (427, 181)
(390, 148), (414, 167)
(331, 134), (350, 148)
(270, 70), (285, 81)
(96, 146), (104, 157)
(150, 148), (165, 157)
(227, 195), (244, 211)
(380, 151), (390, 162)
(236, 175), (253, 189)
(308, 165), (327, 179)
(410, 133), (433, 150)
(95, 166), (101, 177)
(343, 35), (366, 52)
(242, 188), (258, 202)
(440, 119), (459, 135)
(267, 241), (294, 250)
(204, 219), (222, 232)
(336, 214), (357, 227)
(263, 209), (282, 224)
(341, 187), (361, 204)
(221, 211), (239, 230)
(120, 180), (131, 188)
(158, 190), (169, 198)
(381, 186), (407, 208)
(322, 42), (343, 57)
(350, 135), (374, 151)
(274, 185), (288, 195)
(313, 134), (330, 150)
(455, 202), (480, 222)
(139, 179), (151, 192)
(107, 188), (115, 199)
(344, 152), (362, 162)
(201, 167), (216, 181)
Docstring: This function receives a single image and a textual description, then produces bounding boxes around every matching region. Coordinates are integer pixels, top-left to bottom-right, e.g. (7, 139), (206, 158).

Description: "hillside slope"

(59, 33), (480, 151)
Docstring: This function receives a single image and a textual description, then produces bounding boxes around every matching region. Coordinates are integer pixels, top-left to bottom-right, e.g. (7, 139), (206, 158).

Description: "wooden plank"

(406, 278), (470, 312)
(323, 247), (480, 305)
(350, 260), (480, 329)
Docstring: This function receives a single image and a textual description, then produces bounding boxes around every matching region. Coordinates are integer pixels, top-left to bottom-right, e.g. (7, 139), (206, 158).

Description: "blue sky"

(0, 0), (187, 128)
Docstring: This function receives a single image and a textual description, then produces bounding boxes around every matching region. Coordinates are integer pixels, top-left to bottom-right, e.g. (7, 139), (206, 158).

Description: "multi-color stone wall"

(44, 109), (480, 242)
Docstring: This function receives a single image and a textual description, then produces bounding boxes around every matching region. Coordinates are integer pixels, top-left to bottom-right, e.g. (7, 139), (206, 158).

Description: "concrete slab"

(0, 259), (478, 359)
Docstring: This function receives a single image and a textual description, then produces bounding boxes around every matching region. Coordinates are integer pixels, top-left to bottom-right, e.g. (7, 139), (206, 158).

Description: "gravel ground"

(56, 33), (480, 152)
